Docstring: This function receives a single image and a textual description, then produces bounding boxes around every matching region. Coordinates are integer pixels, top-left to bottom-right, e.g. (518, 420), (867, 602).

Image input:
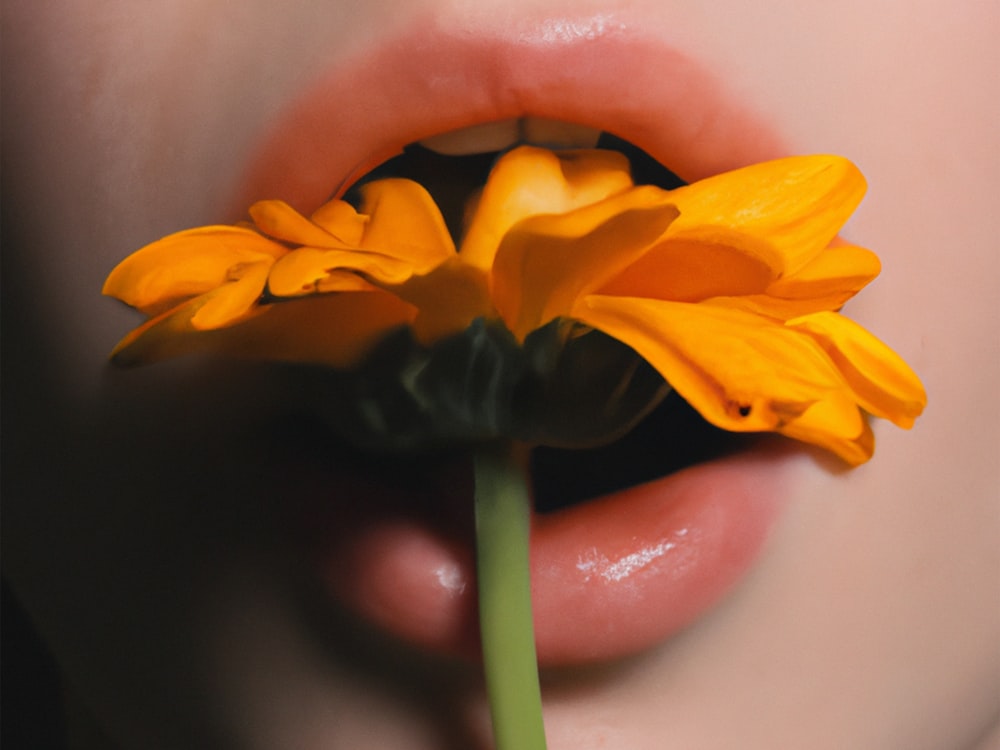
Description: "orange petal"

(216, 291), (416, 367)
(778, 399), (876, 465)
(250, 200), (356, 247)
(390, 257), (494, 343)
(357, 178), (455, 272)
(310, 199), (369, 246)
(102, 226), (285, 315)
(786, 311), (927, 428)
(111, 290), (414, 368)
(109, 292), (268, 367)
(597, 233), (777, 302)
(313, 271), (379, 294)
(491, 187), (679, 340)
(189, 260), (273, 329)
(768, 244), (881, 302)
(700, 294), (851, 321)
(460, 146), (635, 271)
(704, 244), (882, 320)
(268, 246), (416, 296)
(574, 295), (872, 462)
(665, 155), (867, 276)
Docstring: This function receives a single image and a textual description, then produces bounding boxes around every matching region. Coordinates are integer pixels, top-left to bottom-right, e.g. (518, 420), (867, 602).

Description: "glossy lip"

(303, 443), (792, 667)
(243, 10), (798, 667)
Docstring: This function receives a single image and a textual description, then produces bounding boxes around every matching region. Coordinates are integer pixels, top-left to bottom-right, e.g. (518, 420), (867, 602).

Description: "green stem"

(474, 442), (547, 750)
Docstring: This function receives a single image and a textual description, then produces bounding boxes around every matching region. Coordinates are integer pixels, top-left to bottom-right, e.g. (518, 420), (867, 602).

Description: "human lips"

(237, 10), (786, 212)
(241, 9), (797, 667)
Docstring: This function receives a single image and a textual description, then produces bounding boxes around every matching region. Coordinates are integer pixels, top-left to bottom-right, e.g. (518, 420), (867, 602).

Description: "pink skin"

(2, 1), (998, 749)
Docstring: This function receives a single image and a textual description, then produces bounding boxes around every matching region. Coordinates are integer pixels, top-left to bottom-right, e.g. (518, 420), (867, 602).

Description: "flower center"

(334, 130), (747, 510)
(103, 129), (926, 508)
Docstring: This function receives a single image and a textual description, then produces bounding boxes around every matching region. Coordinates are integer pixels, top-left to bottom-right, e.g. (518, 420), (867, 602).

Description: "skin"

(2, 1), (998, 748)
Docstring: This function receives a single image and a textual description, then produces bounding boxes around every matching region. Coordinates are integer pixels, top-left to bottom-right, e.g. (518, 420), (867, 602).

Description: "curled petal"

(701, 294), (851, 321)
(313, 271), (379, 294)
(575, 295), (873, 463)
(268, 247), (416, 296)
(390, 257), (494, 343)
(492, 187), (679, 340)
(666, 155), (867, 276)
(109, 291), (266, 367)
(778, 398), (876, 465)
(112, 290), (415, 368)
(215, 291), (416, 367)
(786, 311), (927, 428)
(767, 244), (881, 303)
(310, 199), (369, 245)
(357, 178), (456, 272)
(102, 226), (285, 315)
(189, 260), (273, 329)
(110, 260), (273, 365)
(703, 245), (882, 320)
(597, 233), (777, 302)
(461, 146), (635, 271)
(250, 200), (359, 247)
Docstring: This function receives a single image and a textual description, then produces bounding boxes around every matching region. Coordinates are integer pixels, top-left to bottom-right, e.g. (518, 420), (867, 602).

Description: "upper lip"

(236, 8), (787, 214)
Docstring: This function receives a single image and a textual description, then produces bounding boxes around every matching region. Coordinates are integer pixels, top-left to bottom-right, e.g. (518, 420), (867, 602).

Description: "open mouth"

(342, 127), (687, 243)
(334, 127), (755, 511)
(236, 11), (799, 668)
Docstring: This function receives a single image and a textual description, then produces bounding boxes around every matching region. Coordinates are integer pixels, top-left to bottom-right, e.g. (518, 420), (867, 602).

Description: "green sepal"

(281, 317), (671, 452)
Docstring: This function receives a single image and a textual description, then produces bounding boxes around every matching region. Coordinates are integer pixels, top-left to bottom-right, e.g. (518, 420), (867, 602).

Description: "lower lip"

(242, 12), (794, 667)
(299, 444), (791, 667)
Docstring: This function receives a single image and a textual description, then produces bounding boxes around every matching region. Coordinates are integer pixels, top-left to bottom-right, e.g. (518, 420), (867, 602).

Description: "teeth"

(520, 118), (601, 150)
(419, 119), (521, 156)
(419, 117), (602, 156)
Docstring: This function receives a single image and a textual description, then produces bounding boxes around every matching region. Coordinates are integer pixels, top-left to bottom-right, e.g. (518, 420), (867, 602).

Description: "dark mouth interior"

(271, 390), (752, 515)
(530, 393), (754, 512)
(335, 132), (753, 513)
(343, 133), (687, 239)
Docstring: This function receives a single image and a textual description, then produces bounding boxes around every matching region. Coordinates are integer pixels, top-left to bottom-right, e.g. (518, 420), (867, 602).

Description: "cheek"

(697, 1), (998, 465)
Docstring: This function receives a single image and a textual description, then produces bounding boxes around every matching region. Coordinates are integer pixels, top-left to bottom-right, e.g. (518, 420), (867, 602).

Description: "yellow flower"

(104, 145), (925, 463)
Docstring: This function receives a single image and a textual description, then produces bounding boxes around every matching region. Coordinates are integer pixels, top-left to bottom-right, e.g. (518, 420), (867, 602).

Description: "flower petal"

(109, 289), (269, 367)
(111, 289), (414, 368)
(390, 257), (494, 343)
(767, 242), (881, 301)
(218, 290), (416, 367)
(665, 155), (867, 276)
(700, 294), (844, 321)
(312, 271), (378, 294)
(704, 244), (881, 320)
(597, 234), (777, 302)
(189, 260), (273, 329)
(777, 398), (876, 465)
(492, 187), (679, 340)
(102, 226), (285, 315)
(356, 178), (456, 272)
(786, 311), (927, 427)
(575, 295), (873, 462)
(268, 246), (417, 296)
(460, 146), (635, 271)
(250, 200), (359, 247)
(310, 199), (369, 245)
